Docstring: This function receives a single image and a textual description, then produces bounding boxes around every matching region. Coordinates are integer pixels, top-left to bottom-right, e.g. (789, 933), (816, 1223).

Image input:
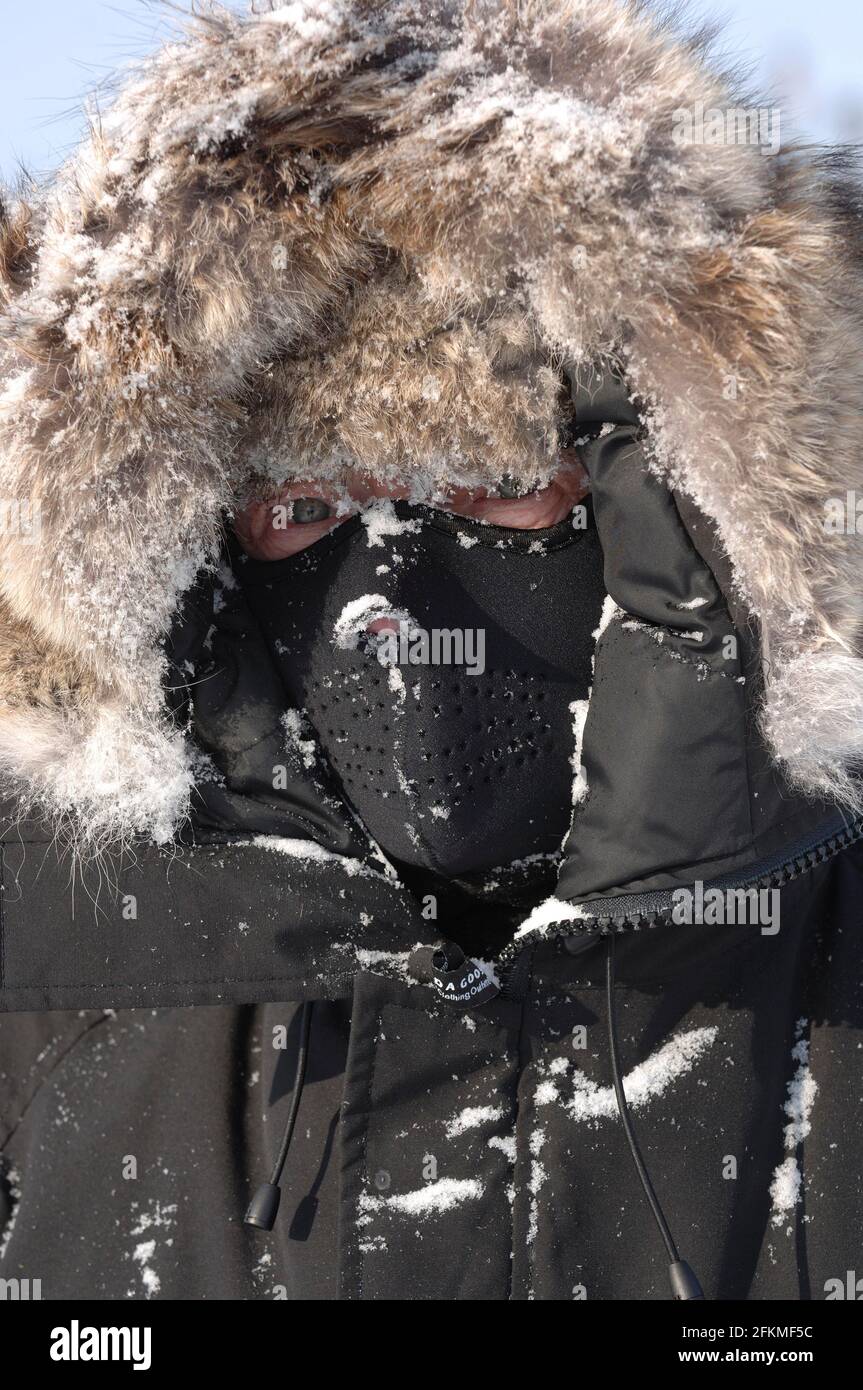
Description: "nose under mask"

(235, 500), (606, 880)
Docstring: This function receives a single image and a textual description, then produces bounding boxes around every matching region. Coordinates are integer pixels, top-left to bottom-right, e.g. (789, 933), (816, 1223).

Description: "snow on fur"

(0, 702), (195, 853)
(1, 0), (862, 844)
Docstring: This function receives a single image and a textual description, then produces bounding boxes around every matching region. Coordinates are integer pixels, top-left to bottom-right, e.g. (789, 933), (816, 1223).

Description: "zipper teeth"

(501, 817), (863, 961)
(584, 819), (863, 931)
(496, 960), (517, 998)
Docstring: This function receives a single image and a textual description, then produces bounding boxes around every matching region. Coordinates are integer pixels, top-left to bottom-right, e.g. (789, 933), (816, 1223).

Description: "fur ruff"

(0, 0), (862, 846)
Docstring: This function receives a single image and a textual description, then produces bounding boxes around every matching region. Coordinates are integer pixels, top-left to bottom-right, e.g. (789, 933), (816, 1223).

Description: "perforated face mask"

(235, 501), (606, 879)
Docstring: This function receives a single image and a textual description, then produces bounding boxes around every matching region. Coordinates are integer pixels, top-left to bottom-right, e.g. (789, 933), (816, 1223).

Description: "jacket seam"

(0, 970), (361, 994)
(0, 1012), (112, 1156)
(616, 616), (743, 681)
(509, 944), (535, 1300)
(356, 1007), (382, 1302)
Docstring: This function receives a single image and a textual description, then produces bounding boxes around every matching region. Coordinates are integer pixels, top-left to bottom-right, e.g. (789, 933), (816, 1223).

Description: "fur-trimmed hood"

(1, 0), (862, 850)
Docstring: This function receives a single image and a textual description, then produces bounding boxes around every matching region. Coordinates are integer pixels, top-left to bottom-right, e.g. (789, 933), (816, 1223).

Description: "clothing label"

(430, 958), (500, 1008)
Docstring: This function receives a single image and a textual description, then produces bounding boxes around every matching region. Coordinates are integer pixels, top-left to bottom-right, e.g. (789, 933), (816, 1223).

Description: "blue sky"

(1, 1), (861, 187)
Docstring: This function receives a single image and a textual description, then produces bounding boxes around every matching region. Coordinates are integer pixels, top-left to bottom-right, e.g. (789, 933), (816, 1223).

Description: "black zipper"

(496, 812), (863, 970)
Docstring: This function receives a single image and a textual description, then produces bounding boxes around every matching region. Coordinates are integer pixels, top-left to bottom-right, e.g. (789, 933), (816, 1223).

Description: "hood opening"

(0, 0), (861, 852)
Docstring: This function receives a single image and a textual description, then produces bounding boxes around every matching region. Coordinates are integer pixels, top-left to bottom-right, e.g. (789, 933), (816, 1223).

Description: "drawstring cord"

(605, 933), (705, 1300)
(245, 1001), (314, 1232)
(245, 953), (704, 1299)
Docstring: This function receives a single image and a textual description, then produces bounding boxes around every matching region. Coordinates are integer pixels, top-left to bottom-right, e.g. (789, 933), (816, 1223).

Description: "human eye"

(286, 497), (333, 524)
(234, 488), (345, 560)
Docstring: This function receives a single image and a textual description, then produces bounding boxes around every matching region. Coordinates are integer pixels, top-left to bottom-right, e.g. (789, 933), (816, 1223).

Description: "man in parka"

(0, 0), (861, 1301)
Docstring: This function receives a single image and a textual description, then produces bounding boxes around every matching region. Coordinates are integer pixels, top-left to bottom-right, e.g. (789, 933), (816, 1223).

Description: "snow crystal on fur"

(0, 0), (862, 845)
(0, 703), (193, 851)
(760, 650), (863, 813)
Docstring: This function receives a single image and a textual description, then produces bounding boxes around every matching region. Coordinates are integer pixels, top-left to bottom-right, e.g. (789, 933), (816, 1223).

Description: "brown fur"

(0, 0), (861, 845)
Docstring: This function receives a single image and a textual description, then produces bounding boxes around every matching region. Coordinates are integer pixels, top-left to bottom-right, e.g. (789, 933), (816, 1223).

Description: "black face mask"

(235, 500), (606, 880)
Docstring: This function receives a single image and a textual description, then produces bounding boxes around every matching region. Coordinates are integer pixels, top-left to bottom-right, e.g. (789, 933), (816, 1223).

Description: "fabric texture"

(2, 852), (862, 1300)
(237, 500), (606, 877)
